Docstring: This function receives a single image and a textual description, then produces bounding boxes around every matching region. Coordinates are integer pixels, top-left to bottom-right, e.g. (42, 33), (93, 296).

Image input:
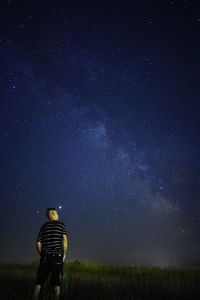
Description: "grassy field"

(0, 262), (199, 300)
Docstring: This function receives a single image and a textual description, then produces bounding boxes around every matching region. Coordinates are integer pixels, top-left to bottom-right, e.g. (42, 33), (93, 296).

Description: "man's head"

(46, 208), (59, 220)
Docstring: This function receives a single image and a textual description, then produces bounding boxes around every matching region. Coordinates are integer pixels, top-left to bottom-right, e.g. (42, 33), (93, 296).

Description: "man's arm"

(36, 241), (42, 255)
(62, 234), (68, 262)
(36, 224), (44, 255)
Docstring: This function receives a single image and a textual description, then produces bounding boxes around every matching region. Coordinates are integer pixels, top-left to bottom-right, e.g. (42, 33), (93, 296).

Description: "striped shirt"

(37, 220), (67, 255)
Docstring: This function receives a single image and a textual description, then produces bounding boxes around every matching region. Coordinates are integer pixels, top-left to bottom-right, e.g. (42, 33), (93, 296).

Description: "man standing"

(32, 208), (68, 300)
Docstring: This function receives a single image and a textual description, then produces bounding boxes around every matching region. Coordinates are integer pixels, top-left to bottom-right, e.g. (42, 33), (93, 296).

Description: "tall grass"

(0, 262), (199, 299)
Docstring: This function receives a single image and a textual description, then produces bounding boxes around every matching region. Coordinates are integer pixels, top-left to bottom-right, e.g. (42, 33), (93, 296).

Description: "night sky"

(0, 0), (200, 267)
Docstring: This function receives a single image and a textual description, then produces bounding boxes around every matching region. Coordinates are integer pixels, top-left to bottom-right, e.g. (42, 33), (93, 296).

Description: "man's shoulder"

(40, 220), (66, 229)
(41, 221), (51, 226)
(57, 221), (67, 228)
(40, 221), (55, 228)
(45, 220), (66, 226)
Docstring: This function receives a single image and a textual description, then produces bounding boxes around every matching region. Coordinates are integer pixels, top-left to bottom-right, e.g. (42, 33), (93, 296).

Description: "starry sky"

(0, 0), (200, 267)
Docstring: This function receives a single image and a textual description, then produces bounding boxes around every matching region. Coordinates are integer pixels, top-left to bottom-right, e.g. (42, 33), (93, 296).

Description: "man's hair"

(46, 207), (57, 218)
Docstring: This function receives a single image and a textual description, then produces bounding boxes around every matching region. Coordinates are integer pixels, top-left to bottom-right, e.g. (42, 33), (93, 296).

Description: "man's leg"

(52, 286), (61, 300)
(32, 284), (42, 300)
(51, 254), (63, 300)
(33, 254), (50, 299)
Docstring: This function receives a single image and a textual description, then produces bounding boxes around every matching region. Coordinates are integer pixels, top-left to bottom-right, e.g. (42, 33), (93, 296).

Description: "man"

(32, 208), (68, 300)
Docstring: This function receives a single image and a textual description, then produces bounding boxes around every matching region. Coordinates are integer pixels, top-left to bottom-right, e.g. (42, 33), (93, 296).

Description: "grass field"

(0, 262), (199, 300)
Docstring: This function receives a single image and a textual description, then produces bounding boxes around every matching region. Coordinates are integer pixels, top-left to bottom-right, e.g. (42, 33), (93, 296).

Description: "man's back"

(37, 220), (67, 255)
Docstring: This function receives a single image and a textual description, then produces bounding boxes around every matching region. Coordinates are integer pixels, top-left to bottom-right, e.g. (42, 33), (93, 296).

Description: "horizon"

(1, 259), (200, 270)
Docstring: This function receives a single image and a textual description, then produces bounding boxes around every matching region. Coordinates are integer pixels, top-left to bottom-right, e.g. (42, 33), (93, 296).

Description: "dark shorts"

(35, 253), (63, 286)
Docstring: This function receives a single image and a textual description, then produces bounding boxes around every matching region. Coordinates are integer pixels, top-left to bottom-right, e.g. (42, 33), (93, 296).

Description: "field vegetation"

(0, 262), (199, 299)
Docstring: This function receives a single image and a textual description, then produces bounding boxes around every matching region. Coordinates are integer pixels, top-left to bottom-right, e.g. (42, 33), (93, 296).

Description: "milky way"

(0, 1), (200, 266)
